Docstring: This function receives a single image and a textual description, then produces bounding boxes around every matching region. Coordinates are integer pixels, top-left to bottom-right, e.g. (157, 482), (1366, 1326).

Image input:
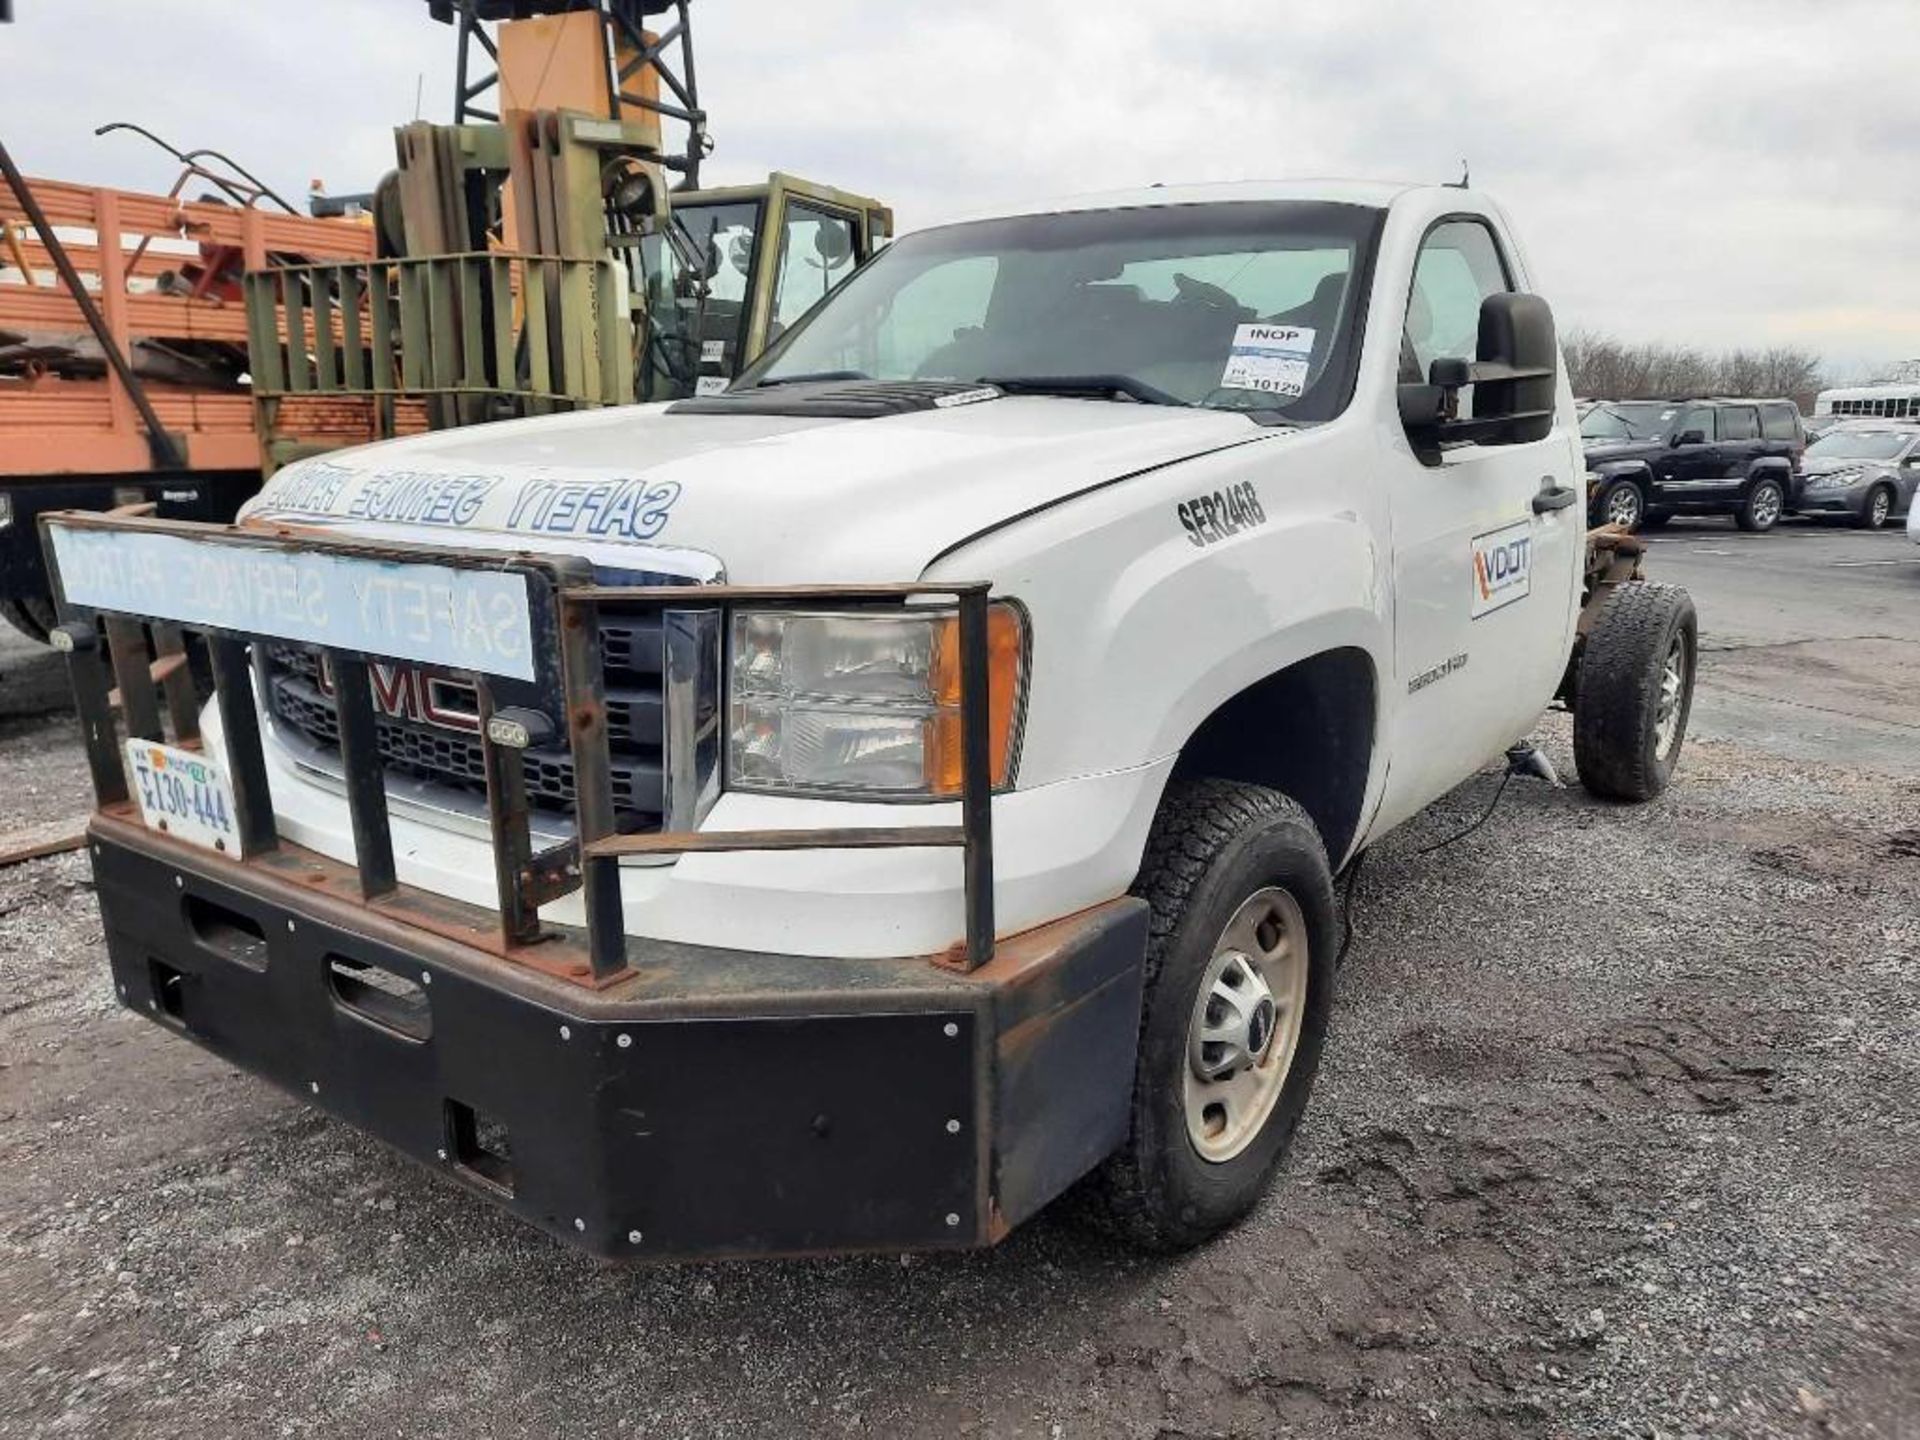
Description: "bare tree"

(1563, 328), (1825, 411)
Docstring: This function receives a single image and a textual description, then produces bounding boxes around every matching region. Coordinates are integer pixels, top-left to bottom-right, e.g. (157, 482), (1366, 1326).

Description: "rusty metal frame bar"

(565, 580), (998, 970)
(39, 510), (1002, 982)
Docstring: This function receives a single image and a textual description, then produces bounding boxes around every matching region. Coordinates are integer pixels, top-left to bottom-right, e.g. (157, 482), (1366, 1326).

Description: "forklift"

(249, 0), (893, 469)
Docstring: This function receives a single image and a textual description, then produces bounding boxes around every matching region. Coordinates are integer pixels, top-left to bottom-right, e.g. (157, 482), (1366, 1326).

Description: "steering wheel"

(1172, 272), (1250, 316)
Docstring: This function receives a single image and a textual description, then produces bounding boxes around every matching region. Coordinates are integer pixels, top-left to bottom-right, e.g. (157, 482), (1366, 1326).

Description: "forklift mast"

(244, 1), (892, 471)
(430, 0), (710, 190)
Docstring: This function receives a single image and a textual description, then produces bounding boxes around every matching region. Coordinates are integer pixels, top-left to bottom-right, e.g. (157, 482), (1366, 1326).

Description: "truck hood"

(1799, 456), (1884, 478)
(1582, 437), (1662, 465)
(243, 397), (1267, 583)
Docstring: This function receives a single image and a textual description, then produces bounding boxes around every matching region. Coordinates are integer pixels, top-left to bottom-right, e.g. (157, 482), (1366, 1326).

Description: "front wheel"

(1599, 478), (1646, 531)
(1736, 478), (1784, 532)
(1574, 581), (1698, 801)
(1083, 779), (1336, 1251)
(1855, 484), (1894, 531)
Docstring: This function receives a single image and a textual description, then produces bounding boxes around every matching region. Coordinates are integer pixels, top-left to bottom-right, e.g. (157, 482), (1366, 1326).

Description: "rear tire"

(1855, 484), (1894, 531)
(1736, 477), (1784, 532)
(1574, 581), (1697, 802)
(1083, 778), (1337, 1251)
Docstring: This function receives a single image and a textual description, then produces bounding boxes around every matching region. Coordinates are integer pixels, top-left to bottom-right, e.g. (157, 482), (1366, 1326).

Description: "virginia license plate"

(124, 740), (243, 855)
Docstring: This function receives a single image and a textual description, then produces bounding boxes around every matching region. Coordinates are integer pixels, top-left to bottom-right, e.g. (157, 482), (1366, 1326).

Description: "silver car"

(1794, 423), (1920, 530)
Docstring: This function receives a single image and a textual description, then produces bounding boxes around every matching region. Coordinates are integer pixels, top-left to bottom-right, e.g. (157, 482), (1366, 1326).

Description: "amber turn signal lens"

(925, 602), (1025, 795)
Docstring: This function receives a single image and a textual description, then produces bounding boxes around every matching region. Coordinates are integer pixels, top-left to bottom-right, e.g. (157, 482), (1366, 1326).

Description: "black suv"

(1581, 398), (1805, 532)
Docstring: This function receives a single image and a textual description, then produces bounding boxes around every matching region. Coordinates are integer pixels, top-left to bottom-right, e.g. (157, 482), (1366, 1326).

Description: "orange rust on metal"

(1578, 524), (1648, 637)
(928, 940), (971, 974)
(984, 1198), (1012, 1246)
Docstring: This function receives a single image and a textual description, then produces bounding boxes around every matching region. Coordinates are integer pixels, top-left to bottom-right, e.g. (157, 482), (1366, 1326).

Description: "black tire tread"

(1574, 580), (1695, 801)
(1854, 484), (1894, 530)
(1083, 778), (1329, 1250)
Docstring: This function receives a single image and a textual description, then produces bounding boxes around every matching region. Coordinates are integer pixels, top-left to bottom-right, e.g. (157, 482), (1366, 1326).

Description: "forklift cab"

(633, 172), (891, 402)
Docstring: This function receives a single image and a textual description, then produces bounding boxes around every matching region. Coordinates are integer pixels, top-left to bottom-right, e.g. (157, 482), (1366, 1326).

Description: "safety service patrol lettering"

(1470, 521), (1533, 618)
(250, 459), (685, 542)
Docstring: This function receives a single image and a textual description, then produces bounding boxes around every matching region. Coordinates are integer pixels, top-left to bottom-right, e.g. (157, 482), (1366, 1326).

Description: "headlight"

(1809, 468), (1859, 489)
(727, 603), (1026, 797)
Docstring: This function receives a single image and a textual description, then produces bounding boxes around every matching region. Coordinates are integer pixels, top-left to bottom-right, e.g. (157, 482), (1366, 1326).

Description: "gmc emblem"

(315, 658), (480, 735)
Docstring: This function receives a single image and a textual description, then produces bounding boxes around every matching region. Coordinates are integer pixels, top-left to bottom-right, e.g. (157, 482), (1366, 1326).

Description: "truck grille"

(262, 612), (670, 834)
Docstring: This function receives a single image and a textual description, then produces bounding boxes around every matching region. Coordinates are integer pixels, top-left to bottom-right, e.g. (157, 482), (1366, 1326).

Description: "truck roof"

(946, 177), (1440, 225)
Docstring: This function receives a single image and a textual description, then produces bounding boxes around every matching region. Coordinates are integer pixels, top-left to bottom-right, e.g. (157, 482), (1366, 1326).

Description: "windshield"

(1580, 402), (1678, 441)
(635, 200), (762, 401)
(741, 201), (1384, 423)
(1805, 430), (1911, 461)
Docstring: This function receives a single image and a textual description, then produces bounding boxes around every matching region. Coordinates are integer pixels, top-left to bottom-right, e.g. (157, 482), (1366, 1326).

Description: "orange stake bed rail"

(0, 176), (390, 479)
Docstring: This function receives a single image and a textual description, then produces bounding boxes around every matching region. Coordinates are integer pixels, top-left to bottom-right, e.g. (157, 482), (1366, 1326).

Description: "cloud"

(4, 0), (1915, 374)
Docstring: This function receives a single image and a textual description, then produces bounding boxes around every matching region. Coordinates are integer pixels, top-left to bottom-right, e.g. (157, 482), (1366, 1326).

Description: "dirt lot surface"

(1, 524), (1917, 1439)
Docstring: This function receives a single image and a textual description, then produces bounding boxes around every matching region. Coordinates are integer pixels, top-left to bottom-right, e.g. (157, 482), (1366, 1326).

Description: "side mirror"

(1398, 292), (1558, 460)
(1674, 428), (1707, 446)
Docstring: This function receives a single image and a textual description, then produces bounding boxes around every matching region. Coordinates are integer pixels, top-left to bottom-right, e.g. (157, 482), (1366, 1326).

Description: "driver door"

(1382, 218), (1580, 818)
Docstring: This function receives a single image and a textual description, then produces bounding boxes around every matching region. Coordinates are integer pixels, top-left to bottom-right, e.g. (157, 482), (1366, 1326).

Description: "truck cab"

(46, 179), (1695, 1259)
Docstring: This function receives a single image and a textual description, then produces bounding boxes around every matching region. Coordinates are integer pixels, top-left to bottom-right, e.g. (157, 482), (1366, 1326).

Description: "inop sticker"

(1220, 324), (1315, 398)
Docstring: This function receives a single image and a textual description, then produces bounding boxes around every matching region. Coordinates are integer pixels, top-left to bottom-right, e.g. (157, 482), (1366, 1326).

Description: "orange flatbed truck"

(0, 157), (379, 642)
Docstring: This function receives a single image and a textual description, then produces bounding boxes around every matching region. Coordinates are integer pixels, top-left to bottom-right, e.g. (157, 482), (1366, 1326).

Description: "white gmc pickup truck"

(46, 179), (1697, 1259)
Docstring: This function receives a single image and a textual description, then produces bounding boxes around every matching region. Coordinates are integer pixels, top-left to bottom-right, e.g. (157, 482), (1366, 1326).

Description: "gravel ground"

(1, 590), (1917, 1438)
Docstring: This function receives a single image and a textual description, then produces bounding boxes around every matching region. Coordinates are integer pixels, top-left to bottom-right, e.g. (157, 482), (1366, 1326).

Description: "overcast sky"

(6, 0), (1916, 378)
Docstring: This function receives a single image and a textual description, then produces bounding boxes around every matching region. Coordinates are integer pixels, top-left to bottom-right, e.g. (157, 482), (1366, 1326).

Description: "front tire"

(1599, 478), (1646, 531)
(1084, 779), (1336, 1251)
(1856, 484), (1894, 531)
(1736, 477), (1784, 532)
(1574, 581), (1698, 801)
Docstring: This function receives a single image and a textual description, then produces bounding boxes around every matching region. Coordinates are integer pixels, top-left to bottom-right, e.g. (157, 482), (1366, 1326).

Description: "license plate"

(124, 740), (243, 855)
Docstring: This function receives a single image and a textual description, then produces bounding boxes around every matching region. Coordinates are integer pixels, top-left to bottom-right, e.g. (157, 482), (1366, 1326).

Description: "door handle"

(1532, 477), (1577, 514)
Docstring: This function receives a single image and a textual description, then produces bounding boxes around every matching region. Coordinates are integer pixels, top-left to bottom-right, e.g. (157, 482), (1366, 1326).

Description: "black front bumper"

(91, 816), (1149, 1260)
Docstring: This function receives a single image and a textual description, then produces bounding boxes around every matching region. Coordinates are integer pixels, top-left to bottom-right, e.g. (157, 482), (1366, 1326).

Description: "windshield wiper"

(749, 369), (871, 388)
(976, 374), (1189, 408)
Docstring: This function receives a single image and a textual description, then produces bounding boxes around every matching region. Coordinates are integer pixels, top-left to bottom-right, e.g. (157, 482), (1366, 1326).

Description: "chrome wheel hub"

(1754, 487), (1780, 525)
(1654, 631), (1687, 760)
(1184, 887), (1310, 1164)
(1607, 486), (1641, 527)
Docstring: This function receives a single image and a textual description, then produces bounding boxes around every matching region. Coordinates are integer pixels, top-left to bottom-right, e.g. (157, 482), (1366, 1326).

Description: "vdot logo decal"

(1471, 521), (1533, 618)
